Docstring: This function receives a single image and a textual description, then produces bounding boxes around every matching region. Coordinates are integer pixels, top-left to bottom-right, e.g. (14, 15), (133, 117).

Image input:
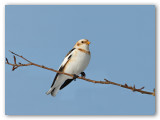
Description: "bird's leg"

(80, 72), (86, 78)
(73, 74), (79, 81)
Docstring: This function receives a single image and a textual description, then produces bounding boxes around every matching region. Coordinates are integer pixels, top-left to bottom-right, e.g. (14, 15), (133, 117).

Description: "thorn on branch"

(12, 66), (15, 71)
(132, 85), (135, 91)
(104, 78), (109, 82)
(124, 83), (128, 87)
(14, 56), (16, 64)
(6, 58), (9, 64)
(12, 66), (18, 71)
(140, 86), (145, 90)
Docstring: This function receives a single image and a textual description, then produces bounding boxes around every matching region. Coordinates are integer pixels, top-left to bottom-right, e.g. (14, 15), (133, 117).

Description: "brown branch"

(5, 51), (155, 96)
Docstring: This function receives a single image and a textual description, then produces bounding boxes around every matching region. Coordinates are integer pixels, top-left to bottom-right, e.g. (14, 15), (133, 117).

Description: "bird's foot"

(80, 72), (86, 78)
(73, 74), (79, 81)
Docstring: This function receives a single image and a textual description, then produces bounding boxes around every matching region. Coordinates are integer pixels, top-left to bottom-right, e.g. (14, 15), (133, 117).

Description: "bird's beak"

(86, 41), (91, 45)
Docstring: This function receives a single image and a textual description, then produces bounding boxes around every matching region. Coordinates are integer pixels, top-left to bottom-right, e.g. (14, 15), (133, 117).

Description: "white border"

(0, 0), (159, 120)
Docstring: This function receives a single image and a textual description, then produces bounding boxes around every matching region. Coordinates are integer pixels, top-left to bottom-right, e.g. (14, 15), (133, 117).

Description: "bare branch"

(5, 51), (155, 96)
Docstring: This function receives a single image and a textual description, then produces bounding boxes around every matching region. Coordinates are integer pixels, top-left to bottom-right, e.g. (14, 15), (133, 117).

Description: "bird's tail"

(46, 86), (60, 97)
(46, 87), (54, 95)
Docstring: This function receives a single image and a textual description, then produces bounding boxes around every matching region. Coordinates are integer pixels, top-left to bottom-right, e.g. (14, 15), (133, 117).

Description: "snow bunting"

(46, 39), (91, 96)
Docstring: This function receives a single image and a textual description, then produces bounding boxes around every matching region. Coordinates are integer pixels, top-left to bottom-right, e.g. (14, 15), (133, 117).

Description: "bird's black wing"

(51, 66), (63, 87)
(60, 79), (74, 90)
(65, 48), (75, 57)
(51, 48), (76, 87)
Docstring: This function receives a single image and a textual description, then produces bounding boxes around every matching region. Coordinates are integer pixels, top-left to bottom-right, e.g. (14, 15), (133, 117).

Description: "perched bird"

(46, 39), (91, 96)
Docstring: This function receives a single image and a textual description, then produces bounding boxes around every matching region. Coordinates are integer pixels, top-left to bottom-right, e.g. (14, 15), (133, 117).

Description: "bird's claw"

(80, 72), (86, 78)
(73, 74), (79, 80)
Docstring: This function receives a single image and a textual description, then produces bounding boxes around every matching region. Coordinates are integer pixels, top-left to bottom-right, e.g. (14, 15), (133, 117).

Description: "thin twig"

(5, 51), (155, 96)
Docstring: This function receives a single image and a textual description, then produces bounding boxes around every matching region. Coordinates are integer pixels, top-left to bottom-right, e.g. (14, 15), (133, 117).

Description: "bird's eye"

(81, 41), (84, 43)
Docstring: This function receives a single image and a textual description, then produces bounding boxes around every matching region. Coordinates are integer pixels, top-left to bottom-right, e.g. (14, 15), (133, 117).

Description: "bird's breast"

(64, 49), (90, 75)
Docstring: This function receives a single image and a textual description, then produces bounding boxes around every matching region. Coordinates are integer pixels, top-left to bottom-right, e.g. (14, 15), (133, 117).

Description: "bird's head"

(74, 39), (90, 51)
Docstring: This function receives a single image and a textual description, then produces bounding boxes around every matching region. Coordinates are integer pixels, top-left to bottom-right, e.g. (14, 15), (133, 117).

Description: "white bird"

(46, 39), (91, 96)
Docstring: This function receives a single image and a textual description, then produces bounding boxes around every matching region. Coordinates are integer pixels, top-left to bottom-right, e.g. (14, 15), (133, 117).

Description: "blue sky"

(5, 5), (155, 115)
